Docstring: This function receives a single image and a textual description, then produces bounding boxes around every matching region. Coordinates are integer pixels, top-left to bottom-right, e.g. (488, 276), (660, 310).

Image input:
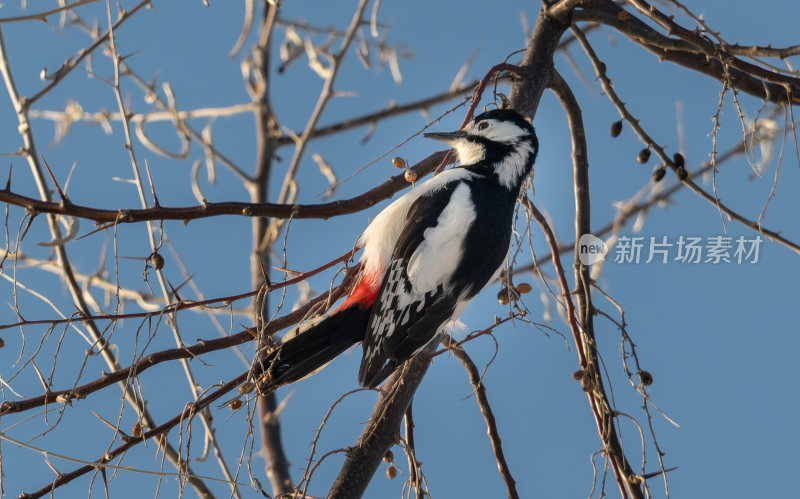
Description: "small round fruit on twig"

(610, 120), (623, 138)
(149, 251), (165, 270)
(652, 166), (666, 182)
(637, 148), (651, 164)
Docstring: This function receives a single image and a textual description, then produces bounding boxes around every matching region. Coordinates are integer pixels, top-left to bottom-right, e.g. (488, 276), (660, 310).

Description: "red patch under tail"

(336, 269), (382, 311)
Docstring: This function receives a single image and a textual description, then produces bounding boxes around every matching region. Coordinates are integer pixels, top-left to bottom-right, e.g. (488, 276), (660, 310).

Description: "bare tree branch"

(327, 348), (433, 499)
(0, 151), (446, 224)
(625, 0), (800, 89)
(549, 68), (643, 498)
(574, 3), (800, 104)
(245, 2), (295, 495)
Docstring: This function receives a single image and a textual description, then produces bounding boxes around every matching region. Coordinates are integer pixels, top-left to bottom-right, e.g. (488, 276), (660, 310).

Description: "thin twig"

(441, 335), (519, 499)
(20, 373), (248, 499)
(1, 248), (357, 331)
(27, 0), (152, 107)
(1, 265), (358, 416)
(526, 198), (639, 499)
(267, 0), (370, 247)
(0, 16), (214, 497)
(0, 0), (102, 24)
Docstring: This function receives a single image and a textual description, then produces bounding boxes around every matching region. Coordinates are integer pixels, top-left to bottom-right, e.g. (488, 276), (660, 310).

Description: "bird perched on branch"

(253, 108), (538, 391)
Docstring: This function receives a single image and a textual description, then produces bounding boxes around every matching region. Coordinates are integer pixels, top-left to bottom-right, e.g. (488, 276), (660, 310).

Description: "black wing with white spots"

(358, 182), (462, 387)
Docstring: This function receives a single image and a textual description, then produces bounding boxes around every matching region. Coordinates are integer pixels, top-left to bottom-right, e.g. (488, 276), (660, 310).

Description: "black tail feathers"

(358, 359), (398, 389)
(252, 306), (370, 393)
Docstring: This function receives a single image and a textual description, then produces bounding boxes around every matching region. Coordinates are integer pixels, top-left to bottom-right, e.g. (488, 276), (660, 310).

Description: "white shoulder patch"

(358, 168), (475, 276)
(406, 182), (476, 294)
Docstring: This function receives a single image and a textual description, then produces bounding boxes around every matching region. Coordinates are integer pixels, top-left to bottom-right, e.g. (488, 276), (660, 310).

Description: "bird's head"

(424, 108), (538, 190)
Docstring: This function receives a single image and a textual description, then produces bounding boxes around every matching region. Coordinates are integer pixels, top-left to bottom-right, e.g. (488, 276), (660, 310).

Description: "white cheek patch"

(495, 139), (536, 189)
(454, 140), (485, 165)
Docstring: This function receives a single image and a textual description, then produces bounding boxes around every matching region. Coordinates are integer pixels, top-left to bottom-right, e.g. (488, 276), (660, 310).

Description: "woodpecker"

(253, 108), (538, 391)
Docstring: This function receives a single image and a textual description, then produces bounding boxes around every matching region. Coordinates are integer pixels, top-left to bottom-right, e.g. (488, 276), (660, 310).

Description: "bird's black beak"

(423, 130), (466, 143)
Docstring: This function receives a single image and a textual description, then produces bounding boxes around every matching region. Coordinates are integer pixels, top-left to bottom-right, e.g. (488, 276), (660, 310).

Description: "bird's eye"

(477, 121), (488, 131)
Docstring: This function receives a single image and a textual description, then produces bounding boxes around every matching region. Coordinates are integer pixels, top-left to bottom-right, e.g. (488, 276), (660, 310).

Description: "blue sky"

(1, 1), (798, 498)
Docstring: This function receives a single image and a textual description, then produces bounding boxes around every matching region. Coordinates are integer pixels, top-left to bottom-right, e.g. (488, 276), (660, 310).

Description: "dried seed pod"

(639, 370), (654, 386)
(672, 152), (685, 169)
(229, 399), (243, 410)
(610, 120), (623, 138)
(132, 422), (143, 438)
(404, 169), (417, 183)
(628, 474), (644, 485)
(0, 337), (4, 348)
(676, 166), (688, 181)
(652, 166), (667, 182)
(497, 288), (511, 305)
(238, 382), (255, 394)
(392, 156), (406, 169)
(149, 251), (165, 270)
(386, 465), (397, 480)
(637, 148), (651, 164)
(383, 450), (394, 463)
(515, 282), (532, 294)
(580, 372), (595, 392)
(571, 369), (584, 381)
(496, 92), (510, 109)
(56, 393), (72, 405)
